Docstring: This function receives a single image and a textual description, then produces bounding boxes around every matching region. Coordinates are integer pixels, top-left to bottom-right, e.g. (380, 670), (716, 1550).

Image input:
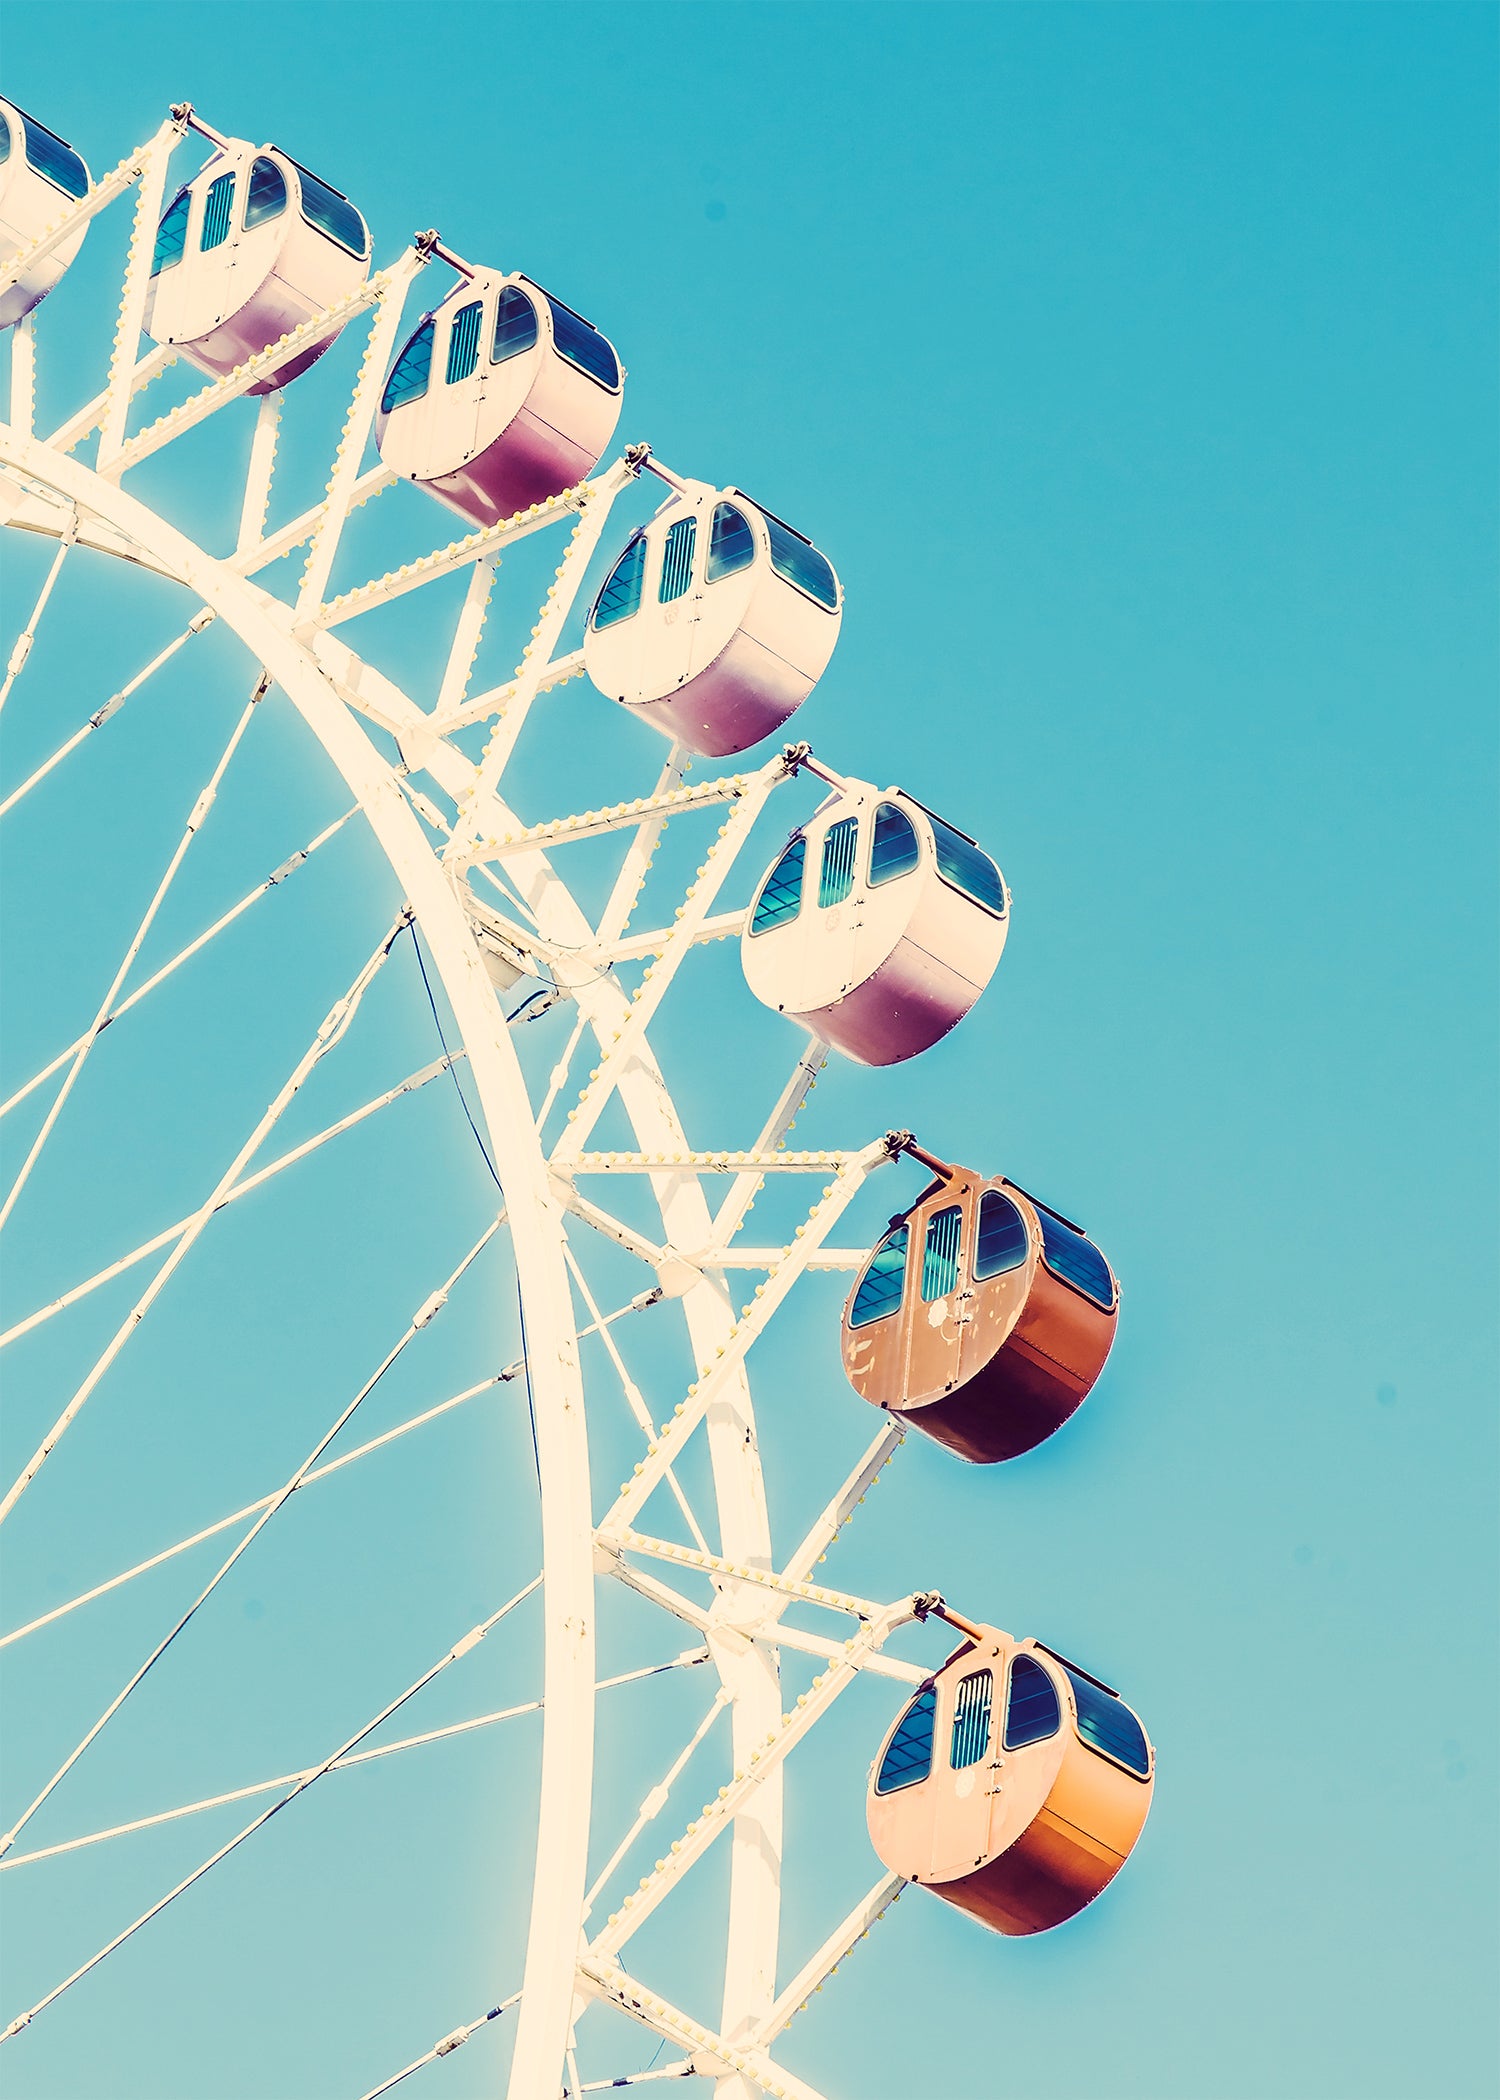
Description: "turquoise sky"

(0, 6), (1495, 2099)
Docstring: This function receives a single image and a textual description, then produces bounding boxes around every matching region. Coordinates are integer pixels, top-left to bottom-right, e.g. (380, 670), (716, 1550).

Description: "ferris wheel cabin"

(843, 1155), (1118, 1463)
(0, 100), (91, 329)
(740, 780), (1008, 1065)
(868, 1619), (1153, 1935)
(374, 266), (623, 528)
(584, 482), (842, 757)
(142, 138), (370, 391)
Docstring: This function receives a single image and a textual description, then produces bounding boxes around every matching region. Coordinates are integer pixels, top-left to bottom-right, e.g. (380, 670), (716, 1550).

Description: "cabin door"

(903, 1189), (973, 1404)
(447, 296), (486, 464)
(930, 1666), (996, 1879)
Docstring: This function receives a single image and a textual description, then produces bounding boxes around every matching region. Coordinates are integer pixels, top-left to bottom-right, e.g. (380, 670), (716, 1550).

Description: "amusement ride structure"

(0, 99), (1154, 2097)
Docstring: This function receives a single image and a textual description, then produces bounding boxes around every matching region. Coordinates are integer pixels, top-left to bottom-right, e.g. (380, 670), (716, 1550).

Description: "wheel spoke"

(0, 609), (214, 822)
(0, 912), (410, 1521)
(0, 1579), (543, 2044)
(0, 677), (266, 1235)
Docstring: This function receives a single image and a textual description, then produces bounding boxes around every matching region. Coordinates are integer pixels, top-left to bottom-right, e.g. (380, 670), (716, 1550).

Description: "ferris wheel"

(0, 98), (1155, 2099)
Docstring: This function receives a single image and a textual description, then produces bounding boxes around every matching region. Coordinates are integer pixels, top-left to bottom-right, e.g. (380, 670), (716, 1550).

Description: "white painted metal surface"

(142, 126), (370, 391)
(584, 474), (843, 758)
(0, 112), (976, 2099)
(0, 99), (92, 329)
(741, 776), (1011, 1065)
(376, 261), (623, 529)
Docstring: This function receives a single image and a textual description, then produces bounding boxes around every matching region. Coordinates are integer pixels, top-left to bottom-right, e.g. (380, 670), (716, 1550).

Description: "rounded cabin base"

(621, 626), (814, 757)
(412, 409), (595, 529)
(927, 1807), (1130, 1935)
(892, 1327), (1090, 1464)
(175, 309), (343, 394)
(797, 935), (982, 1067)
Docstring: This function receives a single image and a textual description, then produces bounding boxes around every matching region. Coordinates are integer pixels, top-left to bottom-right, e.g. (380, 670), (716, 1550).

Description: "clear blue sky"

(0, 6), (1495, 2098)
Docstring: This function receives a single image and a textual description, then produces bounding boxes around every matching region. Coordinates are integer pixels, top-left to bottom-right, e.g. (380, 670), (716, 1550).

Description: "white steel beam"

(113, 271), (394, 476)
(432, 645), (587, 734)
(593, 744), (690, 948)
(586, 1599), (916, 1962)
(49, 344), (178, 458)
(452, 767), (755, 866)
(96, 124), (178, 473)
(0, 124), (181, 299)
(596, 1140), (899, 1536)
(780, 1424), (907, 1589)
(233, 462), (394, 576)
(708, 1039), (828, 1257)
(9, 314), (34, 436)
(568, 1150), (855, 1176)
(315, 480), (595, 628)
(445, 464), (635, 845)
(577, 1961), (828, 2100)
(434, 554), (499, 715)
(235, 391), (282, 555)
(752, 1875), (907, 2048)
(553, 757), (791, 1159)
(295, 253), (427, 618)
(0, 510), (77, 715)
(595, 908), (745, 965)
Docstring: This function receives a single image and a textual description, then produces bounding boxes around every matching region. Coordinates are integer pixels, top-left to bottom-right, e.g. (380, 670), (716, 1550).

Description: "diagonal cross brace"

(585, 1599), (918, 1963)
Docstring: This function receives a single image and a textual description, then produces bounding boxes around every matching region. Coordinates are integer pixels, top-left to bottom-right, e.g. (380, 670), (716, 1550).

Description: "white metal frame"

(0, 120), (957, 2100)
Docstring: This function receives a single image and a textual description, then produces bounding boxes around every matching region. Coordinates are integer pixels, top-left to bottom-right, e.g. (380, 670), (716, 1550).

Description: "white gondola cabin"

(374, 265), (623, 528)
(142, 139), (370, 391)
(741, 778), (1009, 1065)
(583, 481), (842, 757)
(0, 100), (91, 329)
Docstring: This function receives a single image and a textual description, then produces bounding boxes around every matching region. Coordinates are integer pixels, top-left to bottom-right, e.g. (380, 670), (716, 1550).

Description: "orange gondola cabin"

(868, 1612), (1153, 1935)
(842, 1147), (1118, 1463)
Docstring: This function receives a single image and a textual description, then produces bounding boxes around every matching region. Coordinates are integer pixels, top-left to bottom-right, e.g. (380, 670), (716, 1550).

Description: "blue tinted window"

(0, 112), (10, 164)
(381, 319), (434, 414)
(659, 516), (696, 603)
(1062, 1666), (1150, 1777)
(974, 1191), (1028, 1281)
(762, 511), (838, 609)
(819, 817), (858, 907)
(243, 157), (286, 230)
(545, 295), (620, 390)
(930, 815), (1006, 916)
(492, 285), (538, 363)
(920, 1206), (962, 1302)
(446, 300), (483, 385)
(849, 1226), (908, 1329)
(200, 172), (235, 253)
(875, 1687), (936, 1794)
(1003, 1655), (1060, 1749)
(950, 1670), (993, 1769)
(20, 112), (88, 199)
(749, 836), (805, 935)
(869, 803), (919, 887)
(592, 536), (646, 630)
(290, 162), (367, 257)
(706, 502), (755, 583)
(152, 188), (191, 275)
(1037, 1212), (1115, 1311)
